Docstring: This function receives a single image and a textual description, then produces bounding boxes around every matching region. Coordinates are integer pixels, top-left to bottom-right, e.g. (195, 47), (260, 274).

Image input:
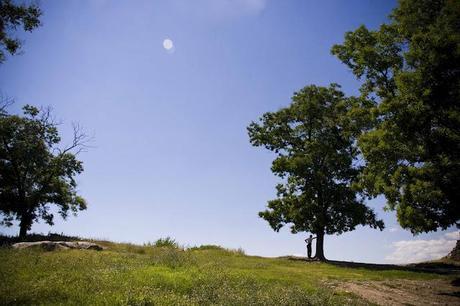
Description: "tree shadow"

(284, 256), (460, 275)
(438, 291), (460, 298)
(328, 260), (460, 275)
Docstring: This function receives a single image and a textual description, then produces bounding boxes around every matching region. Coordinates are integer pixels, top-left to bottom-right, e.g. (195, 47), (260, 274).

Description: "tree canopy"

(0, 105), (88, 238)
(0, 0), (41, 63)
(248, 85), (384, 260)
(331, 0), (460, 233)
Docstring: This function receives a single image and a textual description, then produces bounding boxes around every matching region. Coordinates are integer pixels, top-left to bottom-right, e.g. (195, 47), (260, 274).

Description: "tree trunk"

(314, 231), (326, 261)
(18, 214), (31, 240)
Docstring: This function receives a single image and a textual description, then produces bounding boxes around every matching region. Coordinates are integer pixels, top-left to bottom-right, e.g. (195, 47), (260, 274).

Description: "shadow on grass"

(283, 256), (460, 275)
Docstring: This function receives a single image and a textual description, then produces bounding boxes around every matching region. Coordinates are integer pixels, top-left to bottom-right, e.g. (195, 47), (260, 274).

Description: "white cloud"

(388, 227), (399, 233)
(386, 231), (459, 264)
(444, 230), (459, 240)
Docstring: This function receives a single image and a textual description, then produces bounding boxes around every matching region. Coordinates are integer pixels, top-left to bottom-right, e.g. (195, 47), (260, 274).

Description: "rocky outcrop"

(12, 241), (105, 251)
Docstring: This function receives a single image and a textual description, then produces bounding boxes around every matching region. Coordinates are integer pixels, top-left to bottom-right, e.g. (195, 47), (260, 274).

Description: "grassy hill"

(1, 235), (459, 305)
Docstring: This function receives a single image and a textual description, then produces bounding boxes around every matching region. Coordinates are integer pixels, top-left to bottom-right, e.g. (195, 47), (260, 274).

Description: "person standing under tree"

(305, 235), (316, 259)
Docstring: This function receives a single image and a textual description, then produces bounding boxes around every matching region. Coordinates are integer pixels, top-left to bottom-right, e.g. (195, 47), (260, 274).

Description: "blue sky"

(0, 0), (457, 263)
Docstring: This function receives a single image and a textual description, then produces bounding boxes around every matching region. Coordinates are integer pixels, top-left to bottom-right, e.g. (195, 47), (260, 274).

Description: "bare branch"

(39, 105), (62, 126)
(58, 122), (93, 156)
(0, 93), (14, 114)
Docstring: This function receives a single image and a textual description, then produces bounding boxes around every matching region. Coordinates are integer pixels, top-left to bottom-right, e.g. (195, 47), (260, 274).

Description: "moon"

(163, 38), (174, 51)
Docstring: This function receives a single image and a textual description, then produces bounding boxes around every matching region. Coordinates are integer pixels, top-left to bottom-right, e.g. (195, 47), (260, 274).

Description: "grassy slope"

(0, 239), (453, 305)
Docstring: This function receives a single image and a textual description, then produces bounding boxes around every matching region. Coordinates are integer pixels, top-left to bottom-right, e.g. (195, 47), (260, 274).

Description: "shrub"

(189, 244), (225, 251)
(153, 237), (179, 248)
(188, 245), (245, 255)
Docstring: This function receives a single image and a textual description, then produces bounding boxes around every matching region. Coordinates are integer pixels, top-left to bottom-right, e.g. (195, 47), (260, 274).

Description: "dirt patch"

(336, 279), (460, 306)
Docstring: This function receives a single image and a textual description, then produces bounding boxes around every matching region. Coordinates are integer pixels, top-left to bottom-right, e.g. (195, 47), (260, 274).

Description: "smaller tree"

(0, 0), (42, 63)
(248, 85), (384, 260)
(0, 104), (89, 238)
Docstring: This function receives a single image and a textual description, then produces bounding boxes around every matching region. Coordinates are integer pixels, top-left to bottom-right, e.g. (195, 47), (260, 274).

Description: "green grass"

(0, 238), (454, 305)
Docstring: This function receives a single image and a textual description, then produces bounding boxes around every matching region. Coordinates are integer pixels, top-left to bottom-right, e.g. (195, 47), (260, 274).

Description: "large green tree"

(248, 85), (384, 260)
(0, 0), (41, 64)
(0, 105), (88, 238)
(331, 0), (460, 233)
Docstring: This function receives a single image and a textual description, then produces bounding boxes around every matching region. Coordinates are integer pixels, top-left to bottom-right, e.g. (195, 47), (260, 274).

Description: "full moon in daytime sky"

(163, 38), (174, 50)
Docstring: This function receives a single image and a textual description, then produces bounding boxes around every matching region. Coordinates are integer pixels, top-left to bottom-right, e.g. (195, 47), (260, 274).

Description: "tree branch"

(0, 93), (13, 115)
(58, 122), (93, 156)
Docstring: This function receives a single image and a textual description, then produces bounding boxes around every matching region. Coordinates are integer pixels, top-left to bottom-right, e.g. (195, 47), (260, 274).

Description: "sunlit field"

(1, 236), (454, 305)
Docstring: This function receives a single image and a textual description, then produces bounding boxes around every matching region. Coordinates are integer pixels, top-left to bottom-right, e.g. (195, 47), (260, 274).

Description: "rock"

(12, 241), (105, 251)
(12, 241), (67, 251)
